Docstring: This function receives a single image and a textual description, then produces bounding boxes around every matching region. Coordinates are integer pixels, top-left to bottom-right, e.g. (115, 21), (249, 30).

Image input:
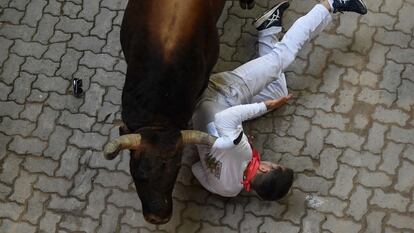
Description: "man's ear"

(258, 163), (271, 173)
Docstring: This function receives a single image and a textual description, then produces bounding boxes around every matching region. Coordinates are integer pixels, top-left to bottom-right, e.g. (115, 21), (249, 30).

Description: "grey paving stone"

(94, 169), (131, 190)
(79, 0), (100, 21)
(81, 149), (119, 170)
(319, 65), (345, 93)
(198, 223), (237, 233)
(367, 43), (390, 73)
(69, 167), (97, 199)
(92, 69), (125, 90)
(0, 100), (24, 117)
(357, 88), (396, 107)
(22, 190), (49, 224)
(0, 219), (36, 233)
(357, 169), (392, 188)
(379, 142), (404, 175)
(315, 32), (352, 51)
(364, 122), (388, 154)
(43, 42), (66, 62)
(103, 25), (122, 56)
(375, 28), (411, 48)
(366, 211), (386, 233)
(287, 115), (310, 140)
(316, 147), (341, 178)
(11, 39), (48, 59)
(58, 110), (95, 131)
(388, 47), (414, 64)
(84, 185), (111, 218)
(370, 189), (410, 212)
(373, 106), (409, 127)
(336, 13), (359, 37)
(302, 210), (324, 233)
(21, 0), (47, 27)
(68, 34), (106, 53)
(283, 189), (307, 224)
(48, 194), (86, 213)
(326, 129), (365, 151)
(306, 195), (347, 217)
(32, 106), (59, 140)
(330, 164), (357, 200)
(352, 24), (375, 54)
(293, 174), (332, 195)
(313, 110), (350, 131)
(97, 204), (123, 233)
(35, 175), (72, 196)
(56, 48), (83, 79)
(43, 125), (72, 160)
(0, 8), (24, 24)
(334, 85), (357, 113)
(104, 86), (122, 105)
(101, 0), (128, 10)
(20, 103), (43, 122)
(346, 185), (372, 221)
(359, 71), (378, 88)
(23, 156), (58, 176)
(0, 24), (36, 41)
(97, 101), (119, 122)
(1, 53), (25, 85)
(39, 211), (61, 233)
(9, 169), (38, 204)
(55, 16), (93, 36)
(0, 117), (36, 137)
(43, 0), (61, 15)
(397, 79), (414, 111)
(183, 202), (225, 225)
(394, 161), (414, 193)
(9, 72), (37, 104)
(55, 146), (81, 179)
(330, 50), (365, 70)
(45, 92), (83, 112)
(91, 8), (117, 39)
(361, 11), (396, 30)
(79, 83), (105, 116)
(27, 89), (49, 102)
(59, 215), (99, 232)
(0, 154), (23, 185)
(22, 57), (59, 76)
(0, 182), (12, 200)
(79, 51), (118, 70)
(33, 74), (69, 94)
(340, 149), (381, 171)
(387, 213), (414, 231)
(280, 154), (314, 172)
(303, 125), (328, 159)
(352, 113), (369, 130)
(69, 130), (107, 150)
(395, 2), (414, 34)
(266, 134), (304, 155)
(322, 215), (361, 233)
(62, 1), (81, 18)
(402, 145), (414, 163)
(0, 82), (12, 101)
(33, 14), (60, 43)
(380, 60), (404, 93)
(8, 135), (47, 155)
(0, 37), (13, 65)
(259, 218), (300, 233)
(297, 93), (335, 112)
(50, 30), (71, 43)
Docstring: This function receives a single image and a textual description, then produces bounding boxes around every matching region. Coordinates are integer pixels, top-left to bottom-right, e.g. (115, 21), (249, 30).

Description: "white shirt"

(192, 102), (267, 197)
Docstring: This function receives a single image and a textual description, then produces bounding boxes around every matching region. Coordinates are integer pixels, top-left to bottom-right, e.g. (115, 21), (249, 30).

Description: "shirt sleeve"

(213, 102), (267, 148)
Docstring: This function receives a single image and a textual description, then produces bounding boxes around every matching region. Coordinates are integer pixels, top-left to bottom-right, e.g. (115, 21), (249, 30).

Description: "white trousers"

(193, 4), (332, 132)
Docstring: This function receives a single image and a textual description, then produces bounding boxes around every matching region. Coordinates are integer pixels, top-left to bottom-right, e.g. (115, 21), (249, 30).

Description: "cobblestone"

(1, 0), (413, 232)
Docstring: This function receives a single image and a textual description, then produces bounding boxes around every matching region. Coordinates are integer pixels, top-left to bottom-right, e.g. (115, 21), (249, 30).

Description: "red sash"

(241, 140), (261, 192)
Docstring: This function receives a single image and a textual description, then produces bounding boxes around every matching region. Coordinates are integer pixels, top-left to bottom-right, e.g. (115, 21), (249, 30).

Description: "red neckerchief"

(241, 139), (261, 192)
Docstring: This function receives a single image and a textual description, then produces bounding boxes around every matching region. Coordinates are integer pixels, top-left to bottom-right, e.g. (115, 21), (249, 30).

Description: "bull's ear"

(119, 124), (131, 136)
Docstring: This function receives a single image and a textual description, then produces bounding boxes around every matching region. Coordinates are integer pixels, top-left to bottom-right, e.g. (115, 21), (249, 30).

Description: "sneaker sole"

(253, 1), (289, 28)
(357, 0), (368, 14)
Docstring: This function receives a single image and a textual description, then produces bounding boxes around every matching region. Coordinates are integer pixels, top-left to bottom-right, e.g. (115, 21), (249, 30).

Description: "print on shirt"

(204, 153), (222, 179)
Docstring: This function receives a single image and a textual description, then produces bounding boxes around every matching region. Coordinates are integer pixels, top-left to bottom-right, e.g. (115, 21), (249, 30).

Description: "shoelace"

(265, 9), (280, 28)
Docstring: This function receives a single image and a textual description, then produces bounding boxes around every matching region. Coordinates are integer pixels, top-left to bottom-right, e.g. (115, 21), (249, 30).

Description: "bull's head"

(104, 128), (216, 224)
(239, 0), (255, 9)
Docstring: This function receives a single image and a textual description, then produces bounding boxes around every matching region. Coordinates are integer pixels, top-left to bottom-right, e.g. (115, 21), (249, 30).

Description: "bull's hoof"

(240, 0), (255, 9)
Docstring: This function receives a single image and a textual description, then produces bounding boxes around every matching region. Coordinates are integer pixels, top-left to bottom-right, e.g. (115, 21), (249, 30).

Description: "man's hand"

(264, 94), (293, 111)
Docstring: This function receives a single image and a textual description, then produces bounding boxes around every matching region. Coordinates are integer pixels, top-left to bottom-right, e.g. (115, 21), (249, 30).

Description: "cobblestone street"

(0, 0), (413, 232)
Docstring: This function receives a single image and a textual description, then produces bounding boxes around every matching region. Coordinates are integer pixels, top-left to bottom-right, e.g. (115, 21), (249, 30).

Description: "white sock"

(328, 0), (334, 9)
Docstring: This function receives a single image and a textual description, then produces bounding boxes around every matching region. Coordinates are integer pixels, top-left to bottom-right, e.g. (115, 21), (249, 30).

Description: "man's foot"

(253, 1), (290, 31)
(332, 0), (367, 14)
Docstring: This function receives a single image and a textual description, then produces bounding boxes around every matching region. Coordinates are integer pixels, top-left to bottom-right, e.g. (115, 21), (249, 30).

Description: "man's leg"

(228, 3), (333, 105)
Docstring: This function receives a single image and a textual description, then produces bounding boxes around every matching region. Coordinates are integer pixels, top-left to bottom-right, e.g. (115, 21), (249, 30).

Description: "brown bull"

(104, 0), (255, 224)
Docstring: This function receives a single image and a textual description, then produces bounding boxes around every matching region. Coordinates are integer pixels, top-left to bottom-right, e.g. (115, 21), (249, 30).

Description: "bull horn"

(181, 130), (217, 146)
(104, 134), (141, 160)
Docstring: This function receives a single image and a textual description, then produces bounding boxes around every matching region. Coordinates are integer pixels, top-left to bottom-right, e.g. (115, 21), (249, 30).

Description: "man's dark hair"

(251, 167), (294, 201)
